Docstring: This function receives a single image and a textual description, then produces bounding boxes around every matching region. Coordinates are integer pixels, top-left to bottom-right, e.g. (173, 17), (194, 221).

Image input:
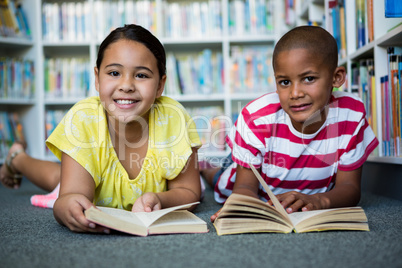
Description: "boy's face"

(274, 48), (345, 134)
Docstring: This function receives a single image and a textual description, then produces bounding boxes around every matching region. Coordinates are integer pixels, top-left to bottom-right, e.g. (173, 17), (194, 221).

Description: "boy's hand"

(53, 193), (110, 233)
(269, 191), (325, 213)
(132, 192), (162, 212)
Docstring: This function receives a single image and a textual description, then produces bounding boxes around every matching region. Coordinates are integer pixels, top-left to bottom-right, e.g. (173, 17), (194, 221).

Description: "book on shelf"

(230, 45), (274, 93)
(385, 0), (402, 18)
(0, 112), (25, 160)
(85, 202), (208, 237)
(366, 0), (374, 42)
(163, 0), (221, 38)
(164, 50), (224, 96)
(213, 165), (369, 235)
(380, 48), (402, 157)
(0, 57), (35, 99)
(355, 0), (366, 49)
(42, 1), (91, 42)
(44, 57), (90, 99)
(228, 0), (274, 36)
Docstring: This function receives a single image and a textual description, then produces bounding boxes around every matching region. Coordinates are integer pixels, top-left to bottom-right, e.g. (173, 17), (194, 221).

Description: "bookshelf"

(295, 0), (402, 164)
(0, 0), (284, 163)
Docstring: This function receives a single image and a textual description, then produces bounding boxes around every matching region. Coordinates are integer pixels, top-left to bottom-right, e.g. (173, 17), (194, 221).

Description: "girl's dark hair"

(96, 24), (166, 78)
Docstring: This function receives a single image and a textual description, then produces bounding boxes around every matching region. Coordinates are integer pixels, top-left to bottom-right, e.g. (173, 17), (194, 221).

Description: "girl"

(0, 24), (202, 233)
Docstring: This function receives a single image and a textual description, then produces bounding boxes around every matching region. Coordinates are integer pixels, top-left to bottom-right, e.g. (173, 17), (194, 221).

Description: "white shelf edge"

(166, 94), (225, 102)
(376, 24), (402, 47)
(0, 36), (33, 46)
(349, 41), (375, 60)
(0, 98), (36, 105)
(42, 41), (92, 47)
(44, 98), (86, 105)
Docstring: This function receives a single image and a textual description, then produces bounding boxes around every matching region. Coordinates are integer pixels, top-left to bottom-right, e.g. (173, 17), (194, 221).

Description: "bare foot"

(0, 143), (26, 189)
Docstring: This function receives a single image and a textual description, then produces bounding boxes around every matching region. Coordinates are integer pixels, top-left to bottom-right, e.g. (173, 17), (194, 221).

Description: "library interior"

(0, 1), (402, 267)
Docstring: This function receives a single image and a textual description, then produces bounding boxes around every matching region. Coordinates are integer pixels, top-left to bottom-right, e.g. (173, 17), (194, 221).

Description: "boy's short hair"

(272, 26), (338, 72)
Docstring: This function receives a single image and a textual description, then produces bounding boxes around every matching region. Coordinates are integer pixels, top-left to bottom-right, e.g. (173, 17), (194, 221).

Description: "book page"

(97, 207), (144, 226)
(287, 209), (332, 227)
(130, 201), (199, 227)
(249, 165), (291, 224)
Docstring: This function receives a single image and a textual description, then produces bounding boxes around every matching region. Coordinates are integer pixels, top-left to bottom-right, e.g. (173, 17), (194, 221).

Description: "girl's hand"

(210, 208), (222, 222)
(132, 192), (162, 212)
(268, 191), (325, 213)
(53, 193), (110, 233)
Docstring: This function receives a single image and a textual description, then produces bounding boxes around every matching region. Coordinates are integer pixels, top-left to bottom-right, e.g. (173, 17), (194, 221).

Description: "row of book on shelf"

(0, 0), (30, 39)
(0, 111), (24, 160)
(42, 0), (276, 42)
(327, 0), (374, 60)
(352, 47), (402, 158)
(1, 46), (274, 100)
(381, 48), (402, 157)
(44, 57), (90, 99)
(152, 46), (275, 96)
(0, 57), (34, 99)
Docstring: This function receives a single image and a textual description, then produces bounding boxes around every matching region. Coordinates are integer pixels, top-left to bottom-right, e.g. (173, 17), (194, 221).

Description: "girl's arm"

(273, 167), (362, 213)
(53, 152), (109, 233)
(132, 148), (201, 212)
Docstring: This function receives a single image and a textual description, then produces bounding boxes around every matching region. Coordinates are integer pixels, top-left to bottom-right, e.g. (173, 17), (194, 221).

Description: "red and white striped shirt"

(214, 91), (379, 203)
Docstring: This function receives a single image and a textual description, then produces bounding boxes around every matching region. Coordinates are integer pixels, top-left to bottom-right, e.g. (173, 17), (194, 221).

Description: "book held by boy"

(85, 202), (208, 236)
(213, 165), (369, 235)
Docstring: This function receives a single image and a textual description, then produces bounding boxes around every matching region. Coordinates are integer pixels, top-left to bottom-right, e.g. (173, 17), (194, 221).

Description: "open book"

(213, 165), (369, 235)
(85, 202), (208, 236)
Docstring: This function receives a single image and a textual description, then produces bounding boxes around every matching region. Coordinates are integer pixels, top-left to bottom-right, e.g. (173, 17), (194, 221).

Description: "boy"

(203, 26), (379, 221)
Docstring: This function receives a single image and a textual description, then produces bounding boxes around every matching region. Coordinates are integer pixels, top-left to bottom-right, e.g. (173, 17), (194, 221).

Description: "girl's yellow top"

(46, 96), (201, 210)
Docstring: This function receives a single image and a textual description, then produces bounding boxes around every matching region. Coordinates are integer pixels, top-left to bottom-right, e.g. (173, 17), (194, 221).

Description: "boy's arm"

(53, 153), (109, 233)
(276, 167), (362, 213)
(232, 164), (260, 199)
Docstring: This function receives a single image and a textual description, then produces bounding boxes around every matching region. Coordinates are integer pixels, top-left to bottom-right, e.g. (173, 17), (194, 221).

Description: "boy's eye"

(304, 76), (315, 82)
(279, 80), (290, 86)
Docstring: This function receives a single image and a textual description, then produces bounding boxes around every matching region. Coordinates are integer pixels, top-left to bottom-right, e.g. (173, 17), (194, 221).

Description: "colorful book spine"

(164, 50), (224, 96)
(0, 112), (25, 160)
(230, 45), (274, 93)
(163, 0), (221, 38)
(0, 57), (34, 99)
(42, 1), (92, 42)
(355, 0), (366, 49)
(44, 57), (90, 99)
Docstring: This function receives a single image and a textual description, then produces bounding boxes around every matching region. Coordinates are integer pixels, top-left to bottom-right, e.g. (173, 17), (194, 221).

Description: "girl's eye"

(109, 71), (120, 77)
(136, 73), (148, 79)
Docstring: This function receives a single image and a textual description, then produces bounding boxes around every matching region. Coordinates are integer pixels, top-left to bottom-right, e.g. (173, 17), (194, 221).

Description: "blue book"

(385, 0), (402, 18)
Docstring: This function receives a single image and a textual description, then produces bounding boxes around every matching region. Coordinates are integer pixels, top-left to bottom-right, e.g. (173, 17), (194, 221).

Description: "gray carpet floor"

(1, 178), (402, 268)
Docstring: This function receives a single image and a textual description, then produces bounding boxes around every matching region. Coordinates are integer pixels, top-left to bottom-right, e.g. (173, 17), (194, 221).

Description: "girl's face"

(274, 48), (345, 134)
(94, 39), (166, 125)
